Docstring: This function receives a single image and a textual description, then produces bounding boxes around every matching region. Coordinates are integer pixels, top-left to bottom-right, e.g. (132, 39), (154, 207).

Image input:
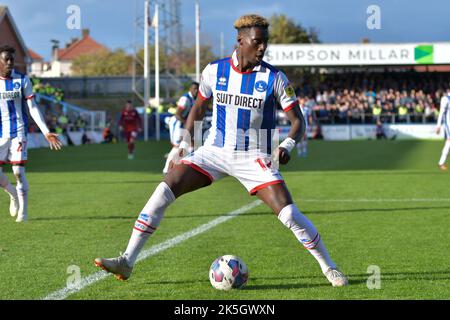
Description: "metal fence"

(38, 75), (192, 98)
(36, 94), (106, 131)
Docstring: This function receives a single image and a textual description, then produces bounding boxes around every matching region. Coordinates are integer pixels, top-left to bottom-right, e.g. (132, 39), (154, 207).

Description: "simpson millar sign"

(264, 43), (450, 66)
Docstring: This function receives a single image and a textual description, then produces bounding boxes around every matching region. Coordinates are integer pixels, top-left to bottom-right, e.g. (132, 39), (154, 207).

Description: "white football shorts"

(181, 145), (284, 195)
(0, 137), (28, 165)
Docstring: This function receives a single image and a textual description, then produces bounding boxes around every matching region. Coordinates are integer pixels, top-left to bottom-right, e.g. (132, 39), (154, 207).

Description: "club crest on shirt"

(217, 76), (227, 87)
(255, 80), (268, 92)
(285, 85), (295, 97)
(14, 82), (21, 90)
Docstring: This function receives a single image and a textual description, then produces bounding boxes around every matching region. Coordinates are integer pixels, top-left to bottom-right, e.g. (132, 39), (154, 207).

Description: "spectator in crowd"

(294, 71), (449, 125)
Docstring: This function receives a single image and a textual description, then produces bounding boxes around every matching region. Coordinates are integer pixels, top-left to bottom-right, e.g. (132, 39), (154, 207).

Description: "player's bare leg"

(94, 163), (211, 280)
(163, 163), (212, 197)
(0, 167), (19, 217)
(256, 183), (348, 287)
(127, 134), (136, 160)
(12, 165), (28, 222)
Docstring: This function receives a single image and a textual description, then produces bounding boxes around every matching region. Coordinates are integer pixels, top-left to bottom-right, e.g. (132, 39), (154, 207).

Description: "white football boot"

(324, 267), (349, 287)
(15, 212), (28, 223)
(15, 194), (28, 223)
(9, 195), (19, 217)
(94, 256), (133, 281)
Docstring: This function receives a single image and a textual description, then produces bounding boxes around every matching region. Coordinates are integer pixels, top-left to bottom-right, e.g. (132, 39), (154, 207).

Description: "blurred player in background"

(297, 97), (313, 157)
(375, 120), (387, 140)
(119, 101), (141, 160)
(436, 85), (450, 171)
(0, 45), (62, 222)
(163, 82), (199, 174)
(95, 15), (347, 287)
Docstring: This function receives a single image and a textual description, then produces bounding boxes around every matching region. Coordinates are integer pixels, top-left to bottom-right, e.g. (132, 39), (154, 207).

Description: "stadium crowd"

(294, 71), (450, 124)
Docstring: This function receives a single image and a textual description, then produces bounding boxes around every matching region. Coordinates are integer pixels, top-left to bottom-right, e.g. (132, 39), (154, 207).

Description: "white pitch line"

(299, 198), (450, 203)
(43, 200), (263, 300)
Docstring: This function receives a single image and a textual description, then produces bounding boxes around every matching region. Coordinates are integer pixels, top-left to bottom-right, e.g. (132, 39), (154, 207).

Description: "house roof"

(28, 48), (43, 61)
(57, 33), (107, 61)
(0, 6), (30, 60)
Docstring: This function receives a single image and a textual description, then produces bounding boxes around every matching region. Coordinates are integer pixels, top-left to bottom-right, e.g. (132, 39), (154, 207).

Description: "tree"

(176, 44), (218, 74)
(71, 49), (132, 76)
(269, 14), (320, 44)
(134, 44), (217, 75)
(135, 45), (169, 75)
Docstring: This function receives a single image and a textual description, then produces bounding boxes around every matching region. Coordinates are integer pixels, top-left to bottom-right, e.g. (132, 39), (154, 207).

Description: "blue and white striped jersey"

(199, 50), (298, 153)
(177, 92), (195, 119)
(0, 70), (34, 139)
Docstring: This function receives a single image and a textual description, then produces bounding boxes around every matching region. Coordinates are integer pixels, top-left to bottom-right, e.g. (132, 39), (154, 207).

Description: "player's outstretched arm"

(278, 104), (306, 165)
(27, 98), (63, 150)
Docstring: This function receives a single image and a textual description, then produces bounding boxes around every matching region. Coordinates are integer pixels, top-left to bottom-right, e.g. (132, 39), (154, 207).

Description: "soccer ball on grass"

(209, 255), (248, 290)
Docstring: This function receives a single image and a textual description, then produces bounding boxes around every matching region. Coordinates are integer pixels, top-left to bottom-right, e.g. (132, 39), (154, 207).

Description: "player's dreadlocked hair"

(0, 44), (15, 55)
(234, 14), (269, 32)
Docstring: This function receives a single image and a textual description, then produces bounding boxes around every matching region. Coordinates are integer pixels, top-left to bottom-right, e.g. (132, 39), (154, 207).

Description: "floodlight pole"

(154, 2), (160, 141)
(143, 0), (150, 141)
(195, 0), (200, 82)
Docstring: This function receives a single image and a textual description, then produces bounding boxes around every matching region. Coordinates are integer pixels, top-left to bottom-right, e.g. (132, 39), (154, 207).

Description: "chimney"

(82, 28), (90, 38)
(50, 39), (60, 61)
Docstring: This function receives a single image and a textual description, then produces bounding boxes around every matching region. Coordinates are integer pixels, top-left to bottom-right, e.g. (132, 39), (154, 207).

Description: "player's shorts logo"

(14, 82), (21, 90)
(255, 81), (267, 92)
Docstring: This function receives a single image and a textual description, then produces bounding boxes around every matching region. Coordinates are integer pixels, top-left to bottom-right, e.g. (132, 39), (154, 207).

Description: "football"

(209, 255), (249, 290)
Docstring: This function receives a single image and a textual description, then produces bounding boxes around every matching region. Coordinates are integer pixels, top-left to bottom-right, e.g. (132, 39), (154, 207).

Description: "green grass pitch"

(0, 140), (449, 300)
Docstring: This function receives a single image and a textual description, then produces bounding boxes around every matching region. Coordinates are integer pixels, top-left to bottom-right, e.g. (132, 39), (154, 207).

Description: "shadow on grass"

(32, 215), (134, 222)
(137, 270), (450, 291)
(304, 206), (450, 215)
(32, 180), (162, 185)
(31, 205), (450, 222)
(347, 270), (450, 282)
(142, 277), (331, 290)
(243, 283), (331, 290)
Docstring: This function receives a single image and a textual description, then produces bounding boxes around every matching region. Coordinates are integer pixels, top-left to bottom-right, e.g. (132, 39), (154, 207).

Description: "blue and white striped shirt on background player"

(0, 70), (37, 139)
(168, 91), (195, 146)
(437, 93), (450, 138)
(199, 50), (299, 154)
(177, 92), (195, 119)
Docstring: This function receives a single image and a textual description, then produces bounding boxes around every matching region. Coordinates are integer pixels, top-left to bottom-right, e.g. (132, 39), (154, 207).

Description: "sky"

(2, 0), (450, 61)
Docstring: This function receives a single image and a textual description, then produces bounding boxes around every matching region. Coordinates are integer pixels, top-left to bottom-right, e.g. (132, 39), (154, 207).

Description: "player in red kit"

(119, 101), (142, 159)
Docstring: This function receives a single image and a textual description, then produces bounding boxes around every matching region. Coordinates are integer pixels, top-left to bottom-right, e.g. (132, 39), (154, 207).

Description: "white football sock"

(163, 147), (179, 174)
(123, 182), (176, 266)
(13, 166), (29, 218)
(0, 170), (17, 198)
(438, 140), (450, 166)
(278, 204), (336, 273)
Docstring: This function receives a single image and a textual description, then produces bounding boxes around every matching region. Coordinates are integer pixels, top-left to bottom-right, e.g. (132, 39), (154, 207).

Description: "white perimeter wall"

(278, 124), (443, 141)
